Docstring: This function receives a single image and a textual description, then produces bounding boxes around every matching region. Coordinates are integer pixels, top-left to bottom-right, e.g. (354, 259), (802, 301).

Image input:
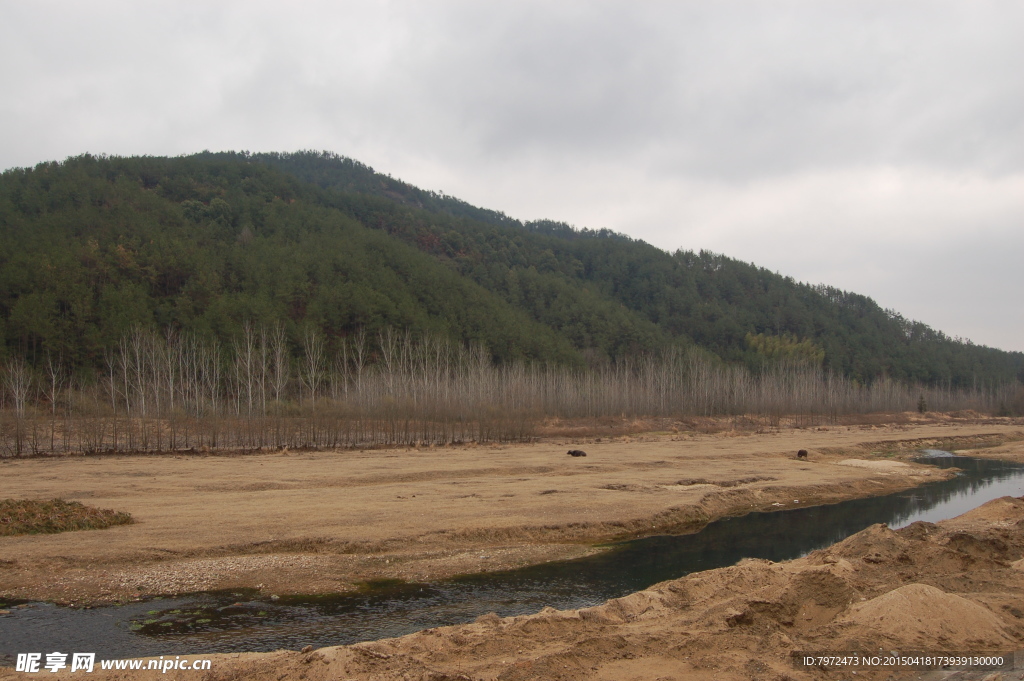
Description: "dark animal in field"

(797, 449), (808, 459)
(567, 449), (587, 457)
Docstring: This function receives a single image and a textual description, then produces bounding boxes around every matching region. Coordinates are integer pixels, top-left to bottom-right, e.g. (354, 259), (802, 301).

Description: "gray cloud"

(1, 1), (1021, 350)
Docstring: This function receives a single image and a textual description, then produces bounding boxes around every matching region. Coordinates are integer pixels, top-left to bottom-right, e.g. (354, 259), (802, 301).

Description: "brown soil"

(0, 421), (1020, 608)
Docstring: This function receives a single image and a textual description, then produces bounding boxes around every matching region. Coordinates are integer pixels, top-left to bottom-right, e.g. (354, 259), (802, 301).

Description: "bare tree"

(378, 328), (398, 396)
(3, 357), (32, 418)
(3, 357), (33, 456)
(42, 352), (67, 452)
(352, 328), (367, 396)
(233, 322), (257, 416)
(270, 323), (290, 406)
(301, 327), (326, 407)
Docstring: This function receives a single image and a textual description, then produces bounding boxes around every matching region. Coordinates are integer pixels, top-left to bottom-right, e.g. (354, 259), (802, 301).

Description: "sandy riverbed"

(1, 419), (1020, 607)
(2, 430), (1023, 680)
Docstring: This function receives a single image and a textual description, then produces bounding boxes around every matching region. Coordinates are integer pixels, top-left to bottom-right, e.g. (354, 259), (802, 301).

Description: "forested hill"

(1, 151), (1021, 388)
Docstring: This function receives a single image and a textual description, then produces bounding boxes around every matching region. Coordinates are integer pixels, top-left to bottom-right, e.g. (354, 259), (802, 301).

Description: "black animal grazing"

(797, 449), (808, 459)
(567, 449), (587, 457)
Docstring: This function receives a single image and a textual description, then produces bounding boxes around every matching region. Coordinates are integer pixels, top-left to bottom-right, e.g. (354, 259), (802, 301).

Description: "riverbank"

(1, 418), (1020, 607)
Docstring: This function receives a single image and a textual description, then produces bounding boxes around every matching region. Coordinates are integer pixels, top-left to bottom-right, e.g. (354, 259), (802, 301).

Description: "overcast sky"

(2, 1), (1022, 351)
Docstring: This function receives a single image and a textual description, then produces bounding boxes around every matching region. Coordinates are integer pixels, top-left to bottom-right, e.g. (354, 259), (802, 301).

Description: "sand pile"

(835, 583), (1014, 647)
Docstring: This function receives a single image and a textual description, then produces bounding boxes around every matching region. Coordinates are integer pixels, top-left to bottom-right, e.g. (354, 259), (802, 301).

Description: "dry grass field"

(1, 418), (1020, 607)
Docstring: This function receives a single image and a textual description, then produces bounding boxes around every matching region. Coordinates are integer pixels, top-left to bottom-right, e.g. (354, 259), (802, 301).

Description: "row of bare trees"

(0, 326), (1018, 457)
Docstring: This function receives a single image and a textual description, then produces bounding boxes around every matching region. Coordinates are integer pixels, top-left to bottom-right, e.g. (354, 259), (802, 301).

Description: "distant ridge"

(0, 150), (1020, 388)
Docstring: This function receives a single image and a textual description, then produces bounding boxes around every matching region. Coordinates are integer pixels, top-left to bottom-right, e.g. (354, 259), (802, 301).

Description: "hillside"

(0, 151), (1021, 388)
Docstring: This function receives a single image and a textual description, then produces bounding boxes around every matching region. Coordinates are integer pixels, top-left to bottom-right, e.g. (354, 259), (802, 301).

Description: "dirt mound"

(943, 531), (1012, 562)
(835, 583), (1015, 647)
(827, 522), (913, 566)
(785, 567), (856, 608)
(897, 519), (941, 541)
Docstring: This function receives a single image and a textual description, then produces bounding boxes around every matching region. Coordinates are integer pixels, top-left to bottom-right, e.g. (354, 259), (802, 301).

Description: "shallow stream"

(2, 454), (1023, 661)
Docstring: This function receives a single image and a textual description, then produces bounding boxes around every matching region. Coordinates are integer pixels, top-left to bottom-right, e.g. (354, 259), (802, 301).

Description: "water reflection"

(2, 455), (1022, 660)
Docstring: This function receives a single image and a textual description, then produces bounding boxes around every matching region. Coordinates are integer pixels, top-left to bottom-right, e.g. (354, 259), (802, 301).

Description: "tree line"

(2, 326), (1019, 457)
